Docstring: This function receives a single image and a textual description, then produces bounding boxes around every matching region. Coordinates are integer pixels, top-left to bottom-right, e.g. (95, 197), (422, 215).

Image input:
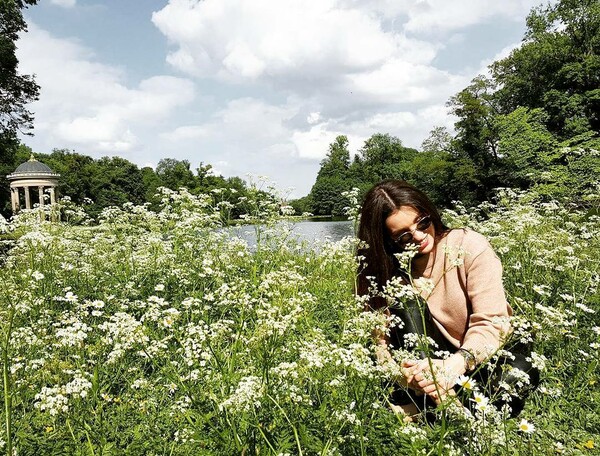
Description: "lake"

(229, 219), (355, 247)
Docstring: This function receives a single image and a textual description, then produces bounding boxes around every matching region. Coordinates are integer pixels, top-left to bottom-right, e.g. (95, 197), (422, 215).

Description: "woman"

(356, 180), (538, 419)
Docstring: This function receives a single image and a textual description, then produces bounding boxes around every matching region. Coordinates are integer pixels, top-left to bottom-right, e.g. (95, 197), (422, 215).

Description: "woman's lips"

(418, 238), (429, 251)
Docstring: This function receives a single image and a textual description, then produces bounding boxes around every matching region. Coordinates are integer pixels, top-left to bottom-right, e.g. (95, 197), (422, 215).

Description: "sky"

(17, 0), (544, 198)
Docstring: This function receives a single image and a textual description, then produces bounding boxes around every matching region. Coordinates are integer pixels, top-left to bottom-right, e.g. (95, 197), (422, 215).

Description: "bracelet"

(457, 348), (477, 372)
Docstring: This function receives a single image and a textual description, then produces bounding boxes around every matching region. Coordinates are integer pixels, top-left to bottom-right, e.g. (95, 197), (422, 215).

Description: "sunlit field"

(0, 187), (598, 455)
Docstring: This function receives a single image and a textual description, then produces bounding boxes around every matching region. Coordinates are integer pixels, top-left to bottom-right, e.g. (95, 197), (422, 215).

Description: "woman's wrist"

(448, 353), (468, 376)
(456, 348), (477, 373)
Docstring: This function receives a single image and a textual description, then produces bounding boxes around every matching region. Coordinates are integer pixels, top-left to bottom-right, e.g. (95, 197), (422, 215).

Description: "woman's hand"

(402, 354), (466, 401)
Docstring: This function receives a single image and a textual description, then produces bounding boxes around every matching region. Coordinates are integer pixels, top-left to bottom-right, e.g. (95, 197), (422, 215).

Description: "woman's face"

(385, 205), (436, 255)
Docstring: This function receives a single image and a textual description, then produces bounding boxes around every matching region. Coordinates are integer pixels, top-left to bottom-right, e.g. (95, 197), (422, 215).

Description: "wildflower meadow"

(0, 186), (598, 455)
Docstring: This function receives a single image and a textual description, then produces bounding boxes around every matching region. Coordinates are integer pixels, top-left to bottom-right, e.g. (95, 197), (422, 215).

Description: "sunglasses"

(392, 215), (433, 246)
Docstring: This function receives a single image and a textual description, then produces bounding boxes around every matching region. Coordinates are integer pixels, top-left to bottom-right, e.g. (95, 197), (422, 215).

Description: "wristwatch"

(458, 348), (477, 372)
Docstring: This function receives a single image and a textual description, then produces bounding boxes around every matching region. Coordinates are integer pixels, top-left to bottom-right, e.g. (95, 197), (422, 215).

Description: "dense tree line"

(1, 145), (254, 219)
(305, 0), (600, 215)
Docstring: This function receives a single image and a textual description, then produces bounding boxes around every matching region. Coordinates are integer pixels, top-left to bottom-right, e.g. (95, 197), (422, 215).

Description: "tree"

(308, 136), (352, 215)
(491, 0), (600, 139)
(41, 149), (95, 203)
(357, 133), (418, 183)
(444, 0), (600, 205)
(0, 0), (39, 145)
(288, 195), (313, 215)
(87, 157), (145, 215)
(196, 162), (214, 188)
(495, 107), (559, 187)
(447, 76), (501, 167)
(421, 126), (453, 154)
(318, 136), (350, 178)
(402, 151), (455, 207)
(0, 1), (40, 215)
(156, 158), (197, 191)
(141, 166), (163, 202)
(309, 134), (425, 215)
(38, 151), (147, 216)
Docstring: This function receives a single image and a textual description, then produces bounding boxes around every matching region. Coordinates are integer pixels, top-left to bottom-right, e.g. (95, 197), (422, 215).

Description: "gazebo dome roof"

(13, 157), (55, 175)
(7, 155), (60, 181)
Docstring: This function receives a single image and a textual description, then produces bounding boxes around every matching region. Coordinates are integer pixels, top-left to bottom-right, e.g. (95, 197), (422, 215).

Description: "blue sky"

(18, 0), (542, 197)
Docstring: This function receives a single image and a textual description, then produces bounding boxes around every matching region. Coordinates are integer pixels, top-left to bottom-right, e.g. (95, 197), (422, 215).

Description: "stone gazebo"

(7, 155), (60, 213)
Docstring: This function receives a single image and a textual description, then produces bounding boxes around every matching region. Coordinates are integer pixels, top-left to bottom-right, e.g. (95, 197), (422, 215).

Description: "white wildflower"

(457, 375), (476, 391)
(517, 419), (535, 434)
(219, 376), (264, 413)
(470, 392), (490, 411)
(575, 302), (595, 314)
(32, 271), (44, 280)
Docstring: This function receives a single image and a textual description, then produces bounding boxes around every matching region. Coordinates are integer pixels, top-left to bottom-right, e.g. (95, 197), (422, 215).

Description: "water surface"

(230, 219), (354, 247)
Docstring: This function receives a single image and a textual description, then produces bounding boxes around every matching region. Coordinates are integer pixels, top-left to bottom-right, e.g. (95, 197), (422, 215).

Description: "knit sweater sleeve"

(460, 232), (512, 362)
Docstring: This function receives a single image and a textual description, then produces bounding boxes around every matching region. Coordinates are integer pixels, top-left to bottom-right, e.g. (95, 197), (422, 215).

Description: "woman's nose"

(412, 230), (427, 242)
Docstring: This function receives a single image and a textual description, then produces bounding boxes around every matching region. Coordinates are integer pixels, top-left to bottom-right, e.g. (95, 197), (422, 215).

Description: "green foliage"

(0, 0), (39, 215)
(529, 147), (600, 202)
(140, 166), (163, 204)
(496, 107), (558, 187)
(420, 126), (452, 154)
(401, 150), (454, 207)
(309, 175), (349, 216)
(287, 195), (312, 215)
(436, 0), (600, 206)
(448, 76), (500, 164)
(492, 0), (600, 136)
(355, 133), (418, 183)
(447, 76), (503, 202)
(156, 158), (197, 191)
(0, 142), (31, 214)
(87, 156), (147, 216)
(309, 134), (420, 216)
(309, 136), (352, 216)
(40, 149), (95, 203)
(0, 0), (39, 147)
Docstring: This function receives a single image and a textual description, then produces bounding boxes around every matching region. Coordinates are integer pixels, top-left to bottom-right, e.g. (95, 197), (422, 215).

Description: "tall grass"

(0, 187), (597, 455)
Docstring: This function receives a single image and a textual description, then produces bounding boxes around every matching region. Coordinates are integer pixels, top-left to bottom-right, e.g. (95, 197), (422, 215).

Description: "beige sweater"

(411, 228), (512, 362)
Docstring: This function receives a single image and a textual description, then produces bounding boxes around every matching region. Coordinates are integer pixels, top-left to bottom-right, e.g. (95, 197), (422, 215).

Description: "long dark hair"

(356, 180), (448, 310)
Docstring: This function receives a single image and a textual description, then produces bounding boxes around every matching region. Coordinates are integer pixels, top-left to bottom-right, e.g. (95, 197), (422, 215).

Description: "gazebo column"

(24, 186), (31, 209)
(50, 187), (57, 204)
(10, 188), (18, 213)
(38, 186), (45, 207)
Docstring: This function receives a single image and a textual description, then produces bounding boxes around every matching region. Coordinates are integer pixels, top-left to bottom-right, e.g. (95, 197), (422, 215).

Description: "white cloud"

(345, 59), (465, 105)
(292, 124), (341, 160)
(150, 0), (471, 116)
(152, 0), (401, 84)
(162, 95), (453, 166)
(407, 0), (544, 33)
(50, 0), (76, 8)
(161, 125), (209, 141)
(297, 103), (455, 155)
(164, 98), (297, 147)
(152, 0), (540, 89)
(339, 0), (543, 33)
(307, 112), (321, 125)
(16, 23), (196, 154)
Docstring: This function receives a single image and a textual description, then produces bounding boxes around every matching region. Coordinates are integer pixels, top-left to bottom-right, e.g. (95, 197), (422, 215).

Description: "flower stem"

(3, 307), (15, 456)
